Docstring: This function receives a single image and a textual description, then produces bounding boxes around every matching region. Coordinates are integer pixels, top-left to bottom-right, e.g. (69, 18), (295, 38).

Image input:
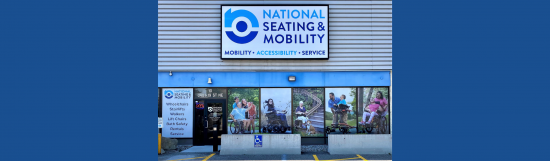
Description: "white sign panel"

(221, 6), (329, 59)
(162, 88), (193, 138)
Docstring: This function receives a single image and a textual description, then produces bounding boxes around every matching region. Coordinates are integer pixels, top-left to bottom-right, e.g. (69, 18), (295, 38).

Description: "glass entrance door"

(193, 99), (226, 145)
(204, 100), (226, 145)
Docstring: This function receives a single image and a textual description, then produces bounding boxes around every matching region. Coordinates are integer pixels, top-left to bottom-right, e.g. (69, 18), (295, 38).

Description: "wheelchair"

(294, 112), (308, 131)
(229, 119), (245, 134)
(326, 104), (355, 134)
(260, 110), (290, 133)
(358, 111), (388, 134)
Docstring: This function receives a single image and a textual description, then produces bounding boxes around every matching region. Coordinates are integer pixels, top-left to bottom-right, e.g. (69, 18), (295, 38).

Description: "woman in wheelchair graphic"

(260, 98), (290, 133)
(359, 91), (389, 134)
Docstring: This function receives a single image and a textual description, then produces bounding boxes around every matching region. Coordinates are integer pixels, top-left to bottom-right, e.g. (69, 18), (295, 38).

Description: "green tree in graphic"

(227, 88), (259, 120)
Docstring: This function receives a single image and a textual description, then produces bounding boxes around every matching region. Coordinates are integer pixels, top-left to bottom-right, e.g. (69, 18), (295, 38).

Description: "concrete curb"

(328, 134), (392, 154)
(220, 134), (301, 155)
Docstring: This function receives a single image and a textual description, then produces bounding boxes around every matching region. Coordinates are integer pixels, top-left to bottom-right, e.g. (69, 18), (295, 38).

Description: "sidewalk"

(159, 145), (391, 161)
(158, 152), (392, 161)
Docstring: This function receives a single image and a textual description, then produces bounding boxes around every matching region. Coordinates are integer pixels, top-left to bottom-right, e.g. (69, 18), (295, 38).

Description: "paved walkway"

(159, 152), (392, 161)
(180, 146), (221, 153)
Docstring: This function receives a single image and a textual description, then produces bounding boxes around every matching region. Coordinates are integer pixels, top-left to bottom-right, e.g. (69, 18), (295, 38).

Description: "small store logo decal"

(164, 90), (173, 99)
(254, 135), (262, 147)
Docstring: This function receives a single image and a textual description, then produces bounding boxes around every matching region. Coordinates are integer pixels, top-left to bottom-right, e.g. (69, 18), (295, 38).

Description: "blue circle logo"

(236, 21), (247, 32)
(164, 90), (173, 99)
(224, 9), (259, 44)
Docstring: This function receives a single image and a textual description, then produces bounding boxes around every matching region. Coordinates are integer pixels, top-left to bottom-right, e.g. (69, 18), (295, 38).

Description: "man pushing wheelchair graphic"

(326, 92), (354, 134)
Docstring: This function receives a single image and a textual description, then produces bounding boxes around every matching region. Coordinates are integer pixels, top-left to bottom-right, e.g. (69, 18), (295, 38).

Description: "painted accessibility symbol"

(254, 135), (262, 147)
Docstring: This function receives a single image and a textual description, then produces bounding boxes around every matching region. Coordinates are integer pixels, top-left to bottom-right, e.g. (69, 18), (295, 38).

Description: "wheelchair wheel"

(267, 125), (273, 133)
(365, 124), (373, 133)
(273, 125), (280, 133)
(338, 127), (343, 132)
(240, 121), (245, 133)
(294, 120), (302, 129)
(229, 121), (237, 134)
(384, 117), (389, 133)
(375, 120), (381, 134)
(237, 121), (242, 134)
(379, 119), (387, 134)
(236, 123), (241, 134)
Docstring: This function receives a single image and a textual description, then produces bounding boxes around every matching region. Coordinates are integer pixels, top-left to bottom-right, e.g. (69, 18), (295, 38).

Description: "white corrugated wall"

(158, 0), (392, 71)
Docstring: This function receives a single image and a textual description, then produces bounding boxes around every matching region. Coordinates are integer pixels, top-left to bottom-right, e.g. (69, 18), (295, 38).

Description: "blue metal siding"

(158, 71), (390, 87)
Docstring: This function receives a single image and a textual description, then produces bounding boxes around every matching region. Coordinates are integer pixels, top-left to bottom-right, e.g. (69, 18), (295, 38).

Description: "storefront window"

(325, 88), (358, 134)
(227, 88), (259, 134)
(260, 88), (292, 134)
(159, 87), (389, 138)
(357, 87), (390, 134)
(292, 88), (325, 137)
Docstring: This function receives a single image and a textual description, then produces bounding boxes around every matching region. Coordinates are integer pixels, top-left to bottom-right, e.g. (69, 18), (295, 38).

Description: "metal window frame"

(158, 86), (391, 141)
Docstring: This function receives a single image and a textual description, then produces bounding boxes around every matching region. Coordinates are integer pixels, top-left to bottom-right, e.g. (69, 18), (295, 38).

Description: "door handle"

(205, 120), (208, 128)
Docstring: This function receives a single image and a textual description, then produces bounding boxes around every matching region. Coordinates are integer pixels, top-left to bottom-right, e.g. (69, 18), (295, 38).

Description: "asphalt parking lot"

(158, 152), (392, 161)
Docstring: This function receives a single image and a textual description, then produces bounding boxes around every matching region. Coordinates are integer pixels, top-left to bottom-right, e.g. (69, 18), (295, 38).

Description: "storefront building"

(158, 0), (392, 146)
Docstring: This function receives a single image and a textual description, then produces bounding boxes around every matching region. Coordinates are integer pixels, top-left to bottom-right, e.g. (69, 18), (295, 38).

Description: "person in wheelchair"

(360, 98), (382, 125)
(263, 98), (289, 131)
(264, 98), (276, 121)
(295, 101), (308, 129)
(230, 101), (252, 133)
(334, 94), (349, 125)
(338, 94), (347, 105)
